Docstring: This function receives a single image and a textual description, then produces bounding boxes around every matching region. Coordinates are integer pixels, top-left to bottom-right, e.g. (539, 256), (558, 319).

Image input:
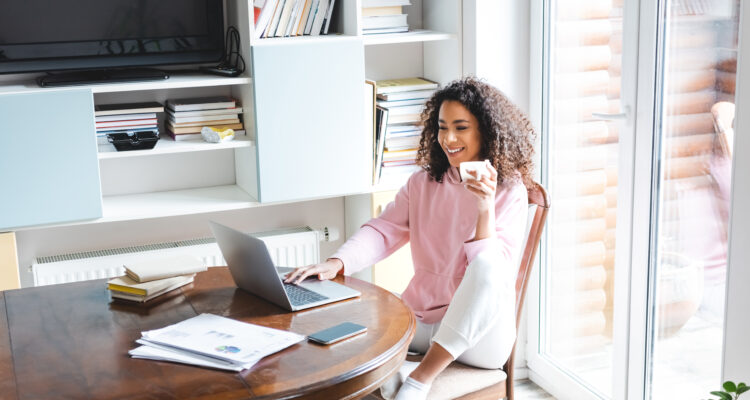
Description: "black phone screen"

(308, 322), (367, 345)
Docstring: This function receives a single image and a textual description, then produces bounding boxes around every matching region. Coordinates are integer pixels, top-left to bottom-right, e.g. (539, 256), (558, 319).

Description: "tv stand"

(37, 68), (169, 87)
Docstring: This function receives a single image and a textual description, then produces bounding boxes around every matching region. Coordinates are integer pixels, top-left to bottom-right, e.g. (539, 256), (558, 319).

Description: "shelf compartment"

(363, 29), (455, 46)
(97, 136), (254, 159)
(100, 185), (259, 223)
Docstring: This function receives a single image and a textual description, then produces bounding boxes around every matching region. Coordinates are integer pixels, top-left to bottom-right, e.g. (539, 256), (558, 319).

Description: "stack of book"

(373, 77), (438, 184)
(362, 0), (410, 35)
(107, 255), (206, 302)
(255, 0), (337, 39)
(94, 101), (164, 145)
(165, 96), (245, 141)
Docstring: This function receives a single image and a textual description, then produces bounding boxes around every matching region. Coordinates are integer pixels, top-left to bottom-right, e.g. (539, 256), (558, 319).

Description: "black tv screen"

(0, 0), (225, 74)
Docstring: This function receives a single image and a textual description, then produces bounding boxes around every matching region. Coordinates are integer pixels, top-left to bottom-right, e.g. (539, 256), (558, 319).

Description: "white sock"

(379, 360), (420, 400)
(393, 377), (430, 400)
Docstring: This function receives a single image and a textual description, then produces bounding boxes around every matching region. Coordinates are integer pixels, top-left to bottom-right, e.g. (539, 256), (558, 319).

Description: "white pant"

(409, 250), (517, 369)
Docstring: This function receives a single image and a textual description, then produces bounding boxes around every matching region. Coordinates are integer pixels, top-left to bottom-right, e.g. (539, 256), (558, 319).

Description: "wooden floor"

(363, 378), (556, 399)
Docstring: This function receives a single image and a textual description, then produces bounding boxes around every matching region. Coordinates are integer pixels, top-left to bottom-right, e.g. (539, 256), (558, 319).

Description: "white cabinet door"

(251, 38), (369, 203)
(0, 89), (102, 230)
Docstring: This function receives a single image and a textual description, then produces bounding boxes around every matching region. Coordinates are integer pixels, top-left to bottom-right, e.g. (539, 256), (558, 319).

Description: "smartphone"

(308, 322), (367, 345)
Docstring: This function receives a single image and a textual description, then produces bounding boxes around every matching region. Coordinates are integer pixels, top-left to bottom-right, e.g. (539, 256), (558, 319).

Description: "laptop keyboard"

(283, 283), (329, 306)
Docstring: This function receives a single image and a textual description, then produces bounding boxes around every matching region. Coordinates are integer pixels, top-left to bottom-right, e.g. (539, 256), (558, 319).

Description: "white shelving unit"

(97, 136), (254, 159)
(1, 0), (463, 230)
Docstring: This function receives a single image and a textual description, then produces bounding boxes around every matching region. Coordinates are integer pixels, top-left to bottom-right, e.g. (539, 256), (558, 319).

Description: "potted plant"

(710, 381), (749, 400)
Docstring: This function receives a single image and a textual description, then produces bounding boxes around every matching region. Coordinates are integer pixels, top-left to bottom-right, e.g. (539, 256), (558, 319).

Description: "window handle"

(592, 106), (631, 121)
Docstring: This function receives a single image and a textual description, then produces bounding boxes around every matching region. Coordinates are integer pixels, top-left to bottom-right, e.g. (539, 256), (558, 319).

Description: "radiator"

(32, 226), (322, 286)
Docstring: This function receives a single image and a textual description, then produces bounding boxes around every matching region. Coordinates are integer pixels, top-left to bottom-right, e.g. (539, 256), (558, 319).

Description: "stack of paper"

(129, 314), (306, 371)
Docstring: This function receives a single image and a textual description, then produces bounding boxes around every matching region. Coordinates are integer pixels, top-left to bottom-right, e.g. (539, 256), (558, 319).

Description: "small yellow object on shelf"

(201, 126), (235, 143)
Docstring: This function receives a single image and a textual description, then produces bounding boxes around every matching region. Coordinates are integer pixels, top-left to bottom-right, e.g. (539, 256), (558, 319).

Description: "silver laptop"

(209, 221), (360, 311)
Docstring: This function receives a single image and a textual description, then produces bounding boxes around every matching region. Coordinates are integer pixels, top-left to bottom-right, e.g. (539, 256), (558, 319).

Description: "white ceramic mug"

(459, 160), (490, 181)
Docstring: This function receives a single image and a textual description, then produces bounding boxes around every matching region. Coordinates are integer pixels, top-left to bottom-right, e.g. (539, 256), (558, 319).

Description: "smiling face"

(437, 100), (483, 167)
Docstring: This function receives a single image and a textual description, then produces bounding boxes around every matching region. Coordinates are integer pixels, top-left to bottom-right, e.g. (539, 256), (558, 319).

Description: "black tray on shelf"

(107, 130), (159, 151)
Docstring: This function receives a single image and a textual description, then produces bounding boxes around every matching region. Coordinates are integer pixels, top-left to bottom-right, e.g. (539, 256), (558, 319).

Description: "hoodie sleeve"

(331, 175), (412, 275)
(462, 180), (528, 273)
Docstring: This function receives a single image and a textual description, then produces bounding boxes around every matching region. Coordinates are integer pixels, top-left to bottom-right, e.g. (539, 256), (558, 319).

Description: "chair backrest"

(514, 182), (550, 327)
(503, 182), (549, 400)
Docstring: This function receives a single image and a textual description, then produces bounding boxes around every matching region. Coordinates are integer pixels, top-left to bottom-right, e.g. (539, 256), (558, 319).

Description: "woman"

(286, 76), (536, 400)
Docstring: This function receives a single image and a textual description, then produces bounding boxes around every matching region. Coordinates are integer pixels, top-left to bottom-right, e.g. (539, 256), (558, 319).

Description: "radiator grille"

(32, 227), (320, 286)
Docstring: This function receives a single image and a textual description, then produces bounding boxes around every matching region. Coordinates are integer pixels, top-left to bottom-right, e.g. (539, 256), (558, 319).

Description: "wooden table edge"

(253, 290), (417, 399)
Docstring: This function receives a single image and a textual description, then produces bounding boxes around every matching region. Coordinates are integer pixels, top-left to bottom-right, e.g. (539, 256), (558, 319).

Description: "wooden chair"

(370, 182), (550, 400)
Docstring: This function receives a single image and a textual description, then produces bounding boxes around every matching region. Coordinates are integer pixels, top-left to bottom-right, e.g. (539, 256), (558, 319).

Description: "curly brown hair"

(416, 76), (536, 187)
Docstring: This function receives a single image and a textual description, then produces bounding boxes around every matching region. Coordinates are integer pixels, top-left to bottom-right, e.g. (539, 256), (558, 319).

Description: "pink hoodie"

(332, 167), (528, 323)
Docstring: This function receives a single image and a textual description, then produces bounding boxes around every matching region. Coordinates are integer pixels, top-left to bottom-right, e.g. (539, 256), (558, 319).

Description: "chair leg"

(505, 346), (516, 400)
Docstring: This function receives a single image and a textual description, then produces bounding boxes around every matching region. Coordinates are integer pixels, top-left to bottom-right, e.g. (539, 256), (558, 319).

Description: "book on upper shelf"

(265, 0), (285, 37)
(362, 0), (410, 7)
(309, 0), (330, 36)
(274, 0), (296, 37)
(167, 123), (245, 135)
(290, 0), (309, 36)
(94, 101), (164, 116)
(169, 118), (241, 128)
(384, 104), (424, 116)
(256, 0), (278, 38)
(254, 0), (264, 23)
(376, 88), (436, 101)
(377, 98), (425, 107)
(296, 0), (313, 35)
(362, 5), (403, 17)
(362, 14), (408, 30)
(95, 113), (158, 122)
(387, 113), (421, 124)
(362, 26), (409, 35)
(373, 105), (389, 184)
(169, 108), (243, 118)
(166, 96), (236, 112)
(303, 0), (322, 35)
(96, 124), (158, 133)
(169, 114), (242, 124)
(96, 118), (158, 128)
(166, 129), (247, 142)
(321, 0), (337, 34)
(376, 77), (439, 94)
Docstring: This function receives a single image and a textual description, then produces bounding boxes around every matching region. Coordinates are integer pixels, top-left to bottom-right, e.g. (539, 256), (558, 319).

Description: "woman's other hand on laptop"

(284, 258), (344, 285)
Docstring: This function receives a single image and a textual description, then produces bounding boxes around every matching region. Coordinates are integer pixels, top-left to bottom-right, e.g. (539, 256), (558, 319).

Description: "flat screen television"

(0, 0), (225, 84)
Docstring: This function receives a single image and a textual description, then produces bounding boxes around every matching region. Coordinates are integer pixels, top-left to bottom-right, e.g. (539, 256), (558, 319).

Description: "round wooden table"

(0, 267), (416, 400)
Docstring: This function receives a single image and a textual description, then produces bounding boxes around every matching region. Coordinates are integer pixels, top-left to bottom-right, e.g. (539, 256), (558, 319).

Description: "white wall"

(463, 0), (531, 112)
(463, 0), (532, 377)
(722, 0), (750, 383)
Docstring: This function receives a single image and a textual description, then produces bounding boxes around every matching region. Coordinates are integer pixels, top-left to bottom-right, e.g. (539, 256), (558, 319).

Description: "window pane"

(649, 1), (738, 398)
(543, 1), (623, 397)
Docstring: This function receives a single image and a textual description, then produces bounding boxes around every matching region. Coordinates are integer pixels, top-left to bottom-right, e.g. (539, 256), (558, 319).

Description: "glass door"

(529, 0), (634, 398)
(643, 0), (739, 398)
(530, 0), (739, 399)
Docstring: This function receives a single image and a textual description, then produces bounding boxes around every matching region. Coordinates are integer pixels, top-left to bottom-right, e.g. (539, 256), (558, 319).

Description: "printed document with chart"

(129, 313), (305, 371)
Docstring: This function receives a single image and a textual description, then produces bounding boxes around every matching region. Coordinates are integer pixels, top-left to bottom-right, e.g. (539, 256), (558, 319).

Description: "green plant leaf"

(711, 391), (732, 400)
(739, 383), (747, 390)
(725, 382), (738, 392)
(737, 386), (750, 395)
